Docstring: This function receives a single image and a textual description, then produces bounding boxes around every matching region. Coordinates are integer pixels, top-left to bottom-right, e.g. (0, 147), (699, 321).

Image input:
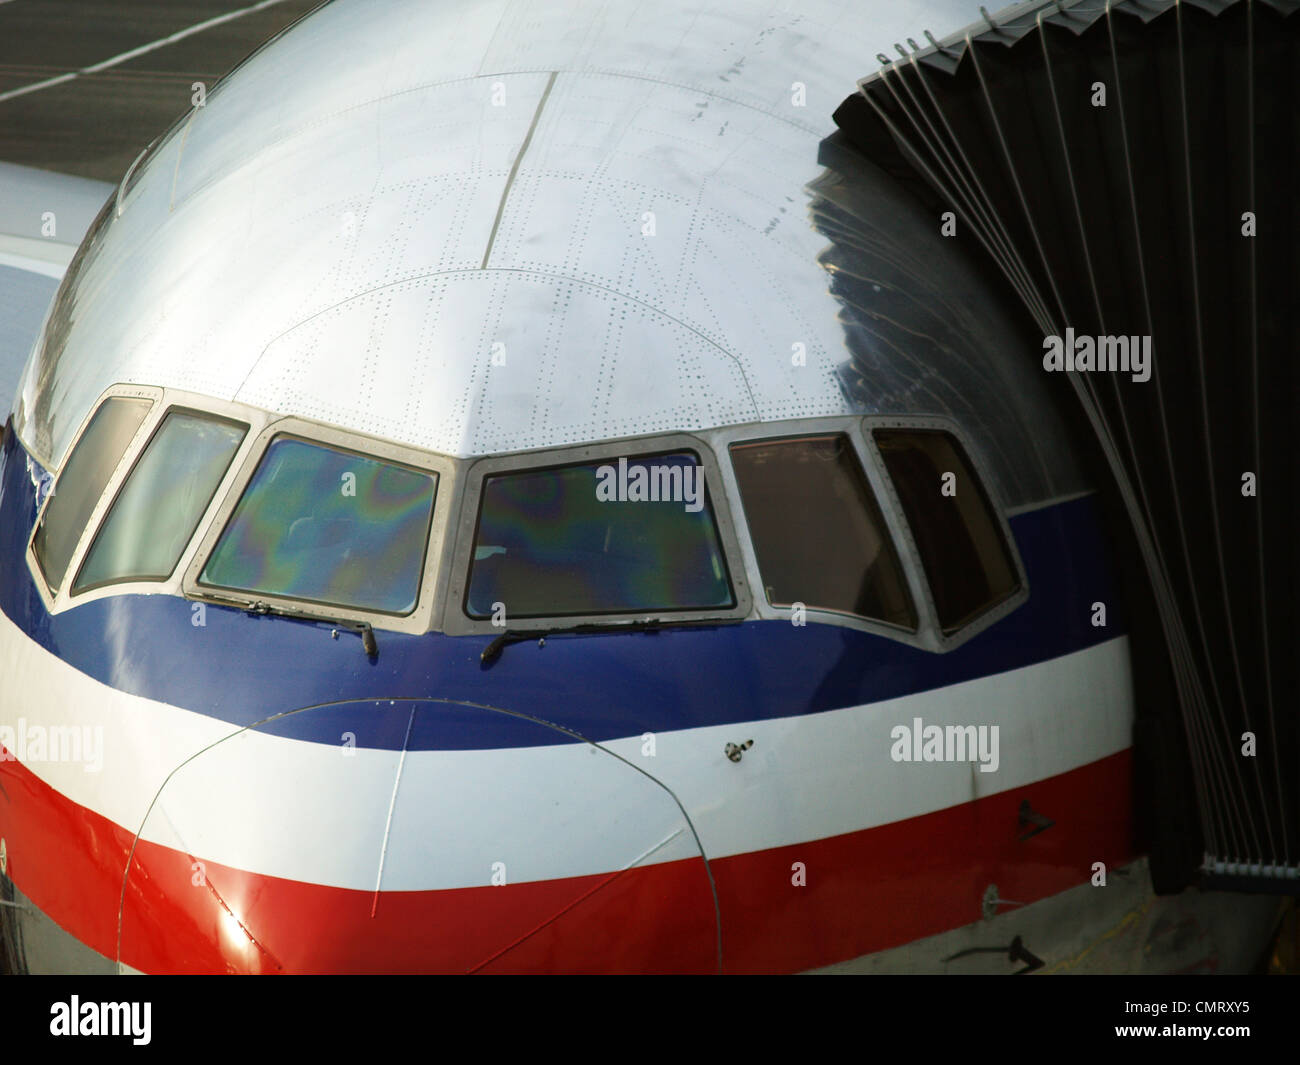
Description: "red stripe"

(0, 744), (1133, 972)
(712, 751), (1135, 972)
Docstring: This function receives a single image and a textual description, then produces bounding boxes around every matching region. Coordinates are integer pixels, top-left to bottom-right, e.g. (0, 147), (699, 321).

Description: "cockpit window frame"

(181, 416), (457, 636)
(708, 416), (939, 652)
(22, 389), (1024, 648)
(26, 385), (272, 615)
(860, 414), (1029, 651)
(70, 406), (252, 597)
(26, 384), (157, 612)
(440, 433), (753, 637)
(26, 388), (456, 634)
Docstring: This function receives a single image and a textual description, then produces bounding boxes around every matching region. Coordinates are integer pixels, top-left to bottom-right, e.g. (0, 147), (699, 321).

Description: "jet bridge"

(833, 0), (1299, 893)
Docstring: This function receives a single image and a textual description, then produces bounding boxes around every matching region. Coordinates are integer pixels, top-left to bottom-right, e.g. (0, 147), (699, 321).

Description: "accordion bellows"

(835, 0), (1299, 889)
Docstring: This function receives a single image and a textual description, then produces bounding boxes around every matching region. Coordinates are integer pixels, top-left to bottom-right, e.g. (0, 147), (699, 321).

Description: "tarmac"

(0, 0), (323, 183)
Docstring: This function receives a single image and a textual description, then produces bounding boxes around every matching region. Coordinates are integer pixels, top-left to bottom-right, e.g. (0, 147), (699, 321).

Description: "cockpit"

(25, 384), (1027, 652)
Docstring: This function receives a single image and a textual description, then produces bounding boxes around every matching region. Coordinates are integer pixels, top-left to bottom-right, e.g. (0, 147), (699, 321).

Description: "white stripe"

(0, 0), (288, 105)
(649, 637), (1134, 864)
(0, 605), (1133, 891)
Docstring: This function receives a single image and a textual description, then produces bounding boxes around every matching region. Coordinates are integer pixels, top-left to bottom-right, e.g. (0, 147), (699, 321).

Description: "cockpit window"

(73, 410), (246, 592)
(199, 436), (437, 615)
(32, 395), (151, 593)
(729, 434), (916, 629)
(465, 452), (734, 619)
(874, 429), (1019, 634)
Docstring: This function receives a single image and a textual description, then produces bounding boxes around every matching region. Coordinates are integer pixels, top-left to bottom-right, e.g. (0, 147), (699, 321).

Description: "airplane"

(0, 0), (1290, 974)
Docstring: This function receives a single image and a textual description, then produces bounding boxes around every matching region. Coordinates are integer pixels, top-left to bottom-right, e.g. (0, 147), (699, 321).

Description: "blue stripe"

(0, 424), (1125, 750)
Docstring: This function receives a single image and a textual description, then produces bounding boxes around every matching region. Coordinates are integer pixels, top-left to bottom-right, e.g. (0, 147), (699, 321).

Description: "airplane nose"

(118, 698), (718, 973)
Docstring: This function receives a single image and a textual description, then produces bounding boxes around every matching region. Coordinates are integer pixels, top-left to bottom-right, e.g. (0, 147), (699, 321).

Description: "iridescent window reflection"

(465, 453), (734, 619)
(201, 436), (436, 615)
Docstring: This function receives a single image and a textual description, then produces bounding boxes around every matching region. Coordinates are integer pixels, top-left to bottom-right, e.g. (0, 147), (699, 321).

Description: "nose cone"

(118, 698), (718, 973)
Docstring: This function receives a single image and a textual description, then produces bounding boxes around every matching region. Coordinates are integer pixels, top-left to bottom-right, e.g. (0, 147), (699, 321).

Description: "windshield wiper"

(190, 592), (378, 658)
(480, 615), (740, 666)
